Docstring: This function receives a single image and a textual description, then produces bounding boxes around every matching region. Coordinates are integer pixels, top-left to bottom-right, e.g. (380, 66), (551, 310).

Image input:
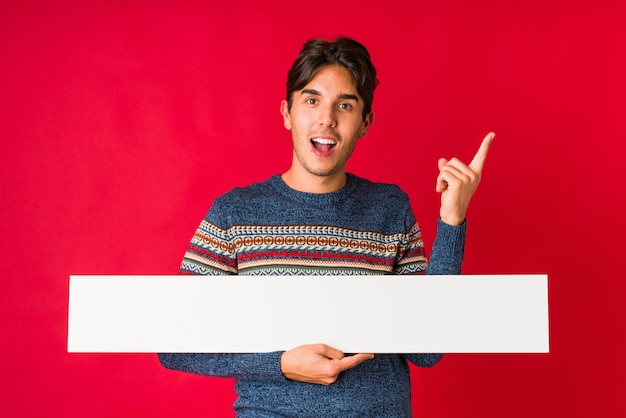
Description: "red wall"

(2, 1), (625, 416)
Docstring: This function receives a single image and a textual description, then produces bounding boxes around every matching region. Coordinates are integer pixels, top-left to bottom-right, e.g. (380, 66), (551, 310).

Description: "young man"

(159, 37), (494, 417)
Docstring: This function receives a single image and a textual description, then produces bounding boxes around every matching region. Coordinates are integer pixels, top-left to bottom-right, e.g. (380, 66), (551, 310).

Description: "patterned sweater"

(159, 173), (466, 417)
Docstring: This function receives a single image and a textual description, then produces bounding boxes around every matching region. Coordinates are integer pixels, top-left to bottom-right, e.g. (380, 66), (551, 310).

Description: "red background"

(1, 1), (625, 416)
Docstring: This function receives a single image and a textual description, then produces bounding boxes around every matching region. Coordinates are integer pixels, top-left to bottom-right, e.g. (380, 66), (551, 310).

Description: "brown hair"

(285, 37), (378, 120)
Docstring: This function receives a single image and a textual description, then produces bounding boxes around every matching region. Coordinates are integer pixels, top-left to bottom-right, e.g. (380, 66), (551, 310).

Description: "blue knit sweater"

(159, 173), (466, 417)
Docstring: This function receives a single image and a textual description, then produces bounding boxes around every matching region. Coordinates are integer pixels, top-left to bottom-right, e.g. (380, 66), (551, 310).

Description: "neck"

(281, 167), (348, 194)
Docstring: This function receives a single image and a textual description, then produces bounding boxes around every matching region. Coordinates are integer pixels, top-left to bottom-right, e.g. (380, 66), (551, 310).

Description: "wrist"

(440, 214), (465, 226)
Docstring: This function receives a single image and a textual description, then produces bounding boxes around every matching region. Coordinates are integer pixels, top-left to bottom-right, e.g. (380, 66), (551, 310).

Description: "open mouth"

(311, 137), (337, 153)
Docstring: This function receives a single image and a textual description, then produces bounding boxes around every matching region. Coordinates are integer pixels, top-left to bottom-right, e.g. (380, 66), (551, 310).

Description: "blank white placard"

(67, 275), (549, 353)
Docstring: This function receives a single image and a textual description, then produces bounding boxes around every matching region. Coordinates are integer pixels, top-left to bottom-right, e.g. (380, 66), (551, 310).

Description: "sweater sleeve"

(406, 218), (466, 368)
(158, 352), (286, 381)
(158, 200), (287, 382)
(426, 218), (466, 275)
(179, 201), (238, 275)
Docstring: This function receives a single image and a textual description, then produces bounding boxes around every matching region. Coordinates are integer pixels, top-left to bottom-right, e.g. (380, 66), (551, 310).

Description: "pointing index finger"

(469, 132), (495, 173)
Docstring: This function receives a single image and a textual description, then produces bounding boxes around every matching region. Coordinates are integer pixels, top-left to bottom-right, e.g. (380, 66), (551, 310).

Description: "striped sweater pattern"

(180, 174), (427, 276)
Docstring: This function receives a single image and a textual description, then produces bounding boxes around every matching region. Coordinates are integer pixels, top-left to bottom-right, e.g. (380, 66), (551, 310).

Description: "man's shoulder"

(215, 175), (277, 202)
(349, 174), (409, 203)
(204, 176), (280, 226)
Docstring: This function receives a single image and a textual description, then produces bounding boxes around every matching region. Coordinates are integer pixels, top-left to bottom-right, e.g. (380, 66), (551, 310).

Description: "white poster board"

(67, 275), (549, 353)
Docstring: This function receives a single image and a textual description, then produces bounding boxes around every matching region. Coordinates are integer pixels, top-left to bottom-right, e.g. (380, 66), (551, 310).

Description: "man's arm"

(427, 218), (466, 275)
(158, 205), (293, 381)
(427, 132), (495, 273)
(158, 352), (286, 381)
(409, 133), (494, 367)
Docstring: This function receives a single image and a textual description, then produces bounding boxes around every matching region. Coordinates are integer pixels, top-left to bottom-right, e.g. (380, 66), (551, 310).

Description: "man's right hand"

(280, 344), (374, 385)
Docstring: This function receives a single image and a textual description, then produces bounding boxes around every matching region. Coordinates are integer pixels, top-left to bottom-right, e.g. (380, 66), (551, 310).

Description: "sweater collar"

(269, 173), (358, 206)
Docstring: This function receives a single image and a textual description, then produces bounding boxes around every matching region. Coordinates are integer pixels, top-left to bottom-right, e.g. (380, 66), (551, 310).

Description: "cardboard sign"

(67, 275), (549, 353)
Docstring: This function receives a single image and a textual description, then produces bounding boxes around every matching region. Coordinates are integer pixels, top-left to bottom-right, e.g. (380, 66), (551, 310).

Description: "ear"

(359, 111), (374, 138)
(280, 100), (292, 130)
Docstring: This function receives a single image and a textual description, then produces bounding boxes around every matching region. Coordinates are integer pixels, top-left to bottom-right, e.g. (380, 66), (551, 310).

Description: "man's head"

(285, 37), (378, 120)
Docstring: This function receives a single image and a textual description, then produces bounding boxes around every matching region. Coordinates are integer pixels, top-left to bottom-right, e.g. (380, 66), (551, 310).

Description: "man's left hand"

(436, 132), (495, 226)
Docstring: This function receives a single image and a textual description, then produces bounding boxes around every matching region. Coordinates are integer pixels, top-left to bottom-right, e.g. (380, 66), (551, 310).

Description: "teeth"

(311, 138), (336, 145)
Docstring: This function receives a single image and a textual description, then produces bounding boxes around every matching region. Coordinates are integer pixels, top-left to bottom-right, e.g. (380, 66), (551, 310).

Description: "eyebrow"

(301, 89), (360, 102)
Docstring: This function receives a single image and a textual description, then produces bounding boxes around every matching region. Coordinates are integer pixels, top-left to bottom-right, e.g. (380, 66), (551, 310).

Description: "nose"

(318, 104), (337, 128)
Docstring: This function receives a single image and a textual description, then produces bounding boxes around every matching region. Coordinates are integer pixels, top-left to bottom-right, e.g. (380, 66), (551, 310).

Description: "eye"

(338, 103), (353, 111)
(305, 98), (318, 105)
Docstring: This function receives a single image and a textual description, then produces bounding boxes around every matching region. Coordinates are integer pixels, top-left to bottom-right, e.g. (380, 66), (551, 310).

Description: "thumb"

(436, 158), (448, 192)
(337, 353), (375, 372)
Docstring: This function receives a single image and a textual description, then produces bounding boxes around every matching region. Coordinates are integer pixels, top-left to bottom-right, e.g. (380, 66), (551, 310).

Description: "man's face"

(280, 65), (373, 183)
